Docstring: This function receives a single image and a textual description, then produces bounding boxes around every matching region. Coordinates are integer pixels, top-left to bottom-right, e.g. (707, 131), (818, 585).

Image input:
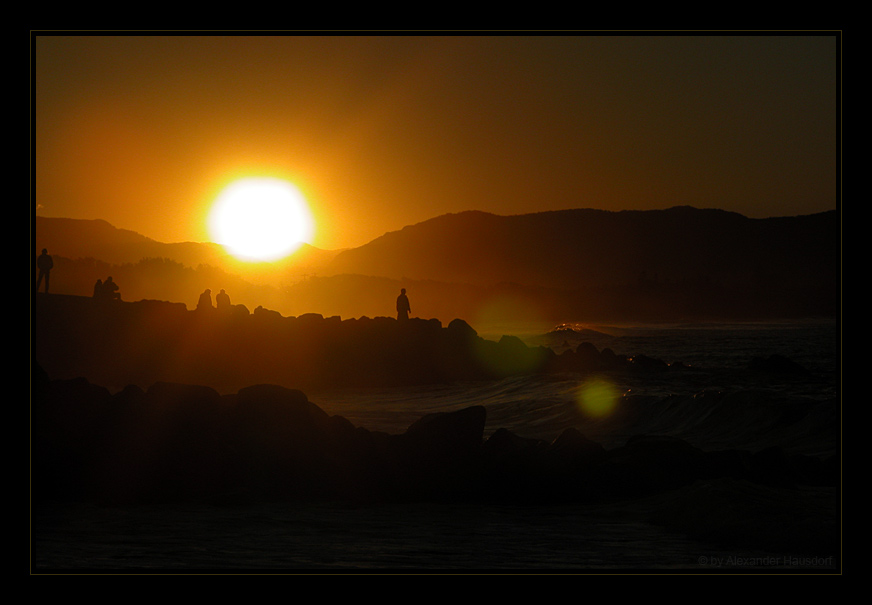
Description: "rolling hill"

(33, 207), (839, 322)
(325, 207), (839, 291)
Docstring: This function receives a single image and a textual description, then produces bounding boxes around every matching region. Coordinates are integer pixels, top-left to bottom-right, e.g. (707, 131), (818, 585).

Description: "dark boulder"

(397, 406), (487, 499)
(229, 383), (332, 457)
(446, 318), (478, 342)
(748, 354), (809, 376)
(601, 434), (714, 495)
(403, 405), (486, 457)
(146, 381), (223, 414)
(233, 384), (326, 425)
(599, 347), (627, 370)
(576, 341), (602, 369)
(483, 427), (547, 460)
(630, 354), (670, 372)
(551, 427), (607, 464)
(749, 446), (805, 487)
(224, 384), (337, 499)
(478, 428), (558, 501)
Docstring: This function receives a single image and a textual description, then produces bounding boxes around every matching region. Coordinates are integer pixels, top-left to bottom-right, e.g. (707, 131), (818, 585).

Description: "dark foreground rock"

(31, 364), (838, 507)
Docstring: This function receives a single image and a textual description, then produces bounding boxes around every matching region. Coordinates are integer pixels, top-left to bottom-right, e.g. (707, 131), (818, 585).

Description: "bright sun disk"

(208, 177), (314, 261)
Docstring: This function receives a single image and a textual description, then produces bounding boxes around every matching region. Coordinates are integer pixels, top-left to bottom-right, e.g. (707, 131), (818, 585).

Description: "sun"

(207, 177), (315, 262)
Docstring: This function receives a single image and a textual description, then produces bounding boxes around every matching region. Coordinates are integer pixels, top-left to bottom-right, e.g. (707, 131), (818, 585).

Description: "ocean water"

(310, 319), (839, 452)
(31, 319), (841, 573)
(34, 495), (837, 571)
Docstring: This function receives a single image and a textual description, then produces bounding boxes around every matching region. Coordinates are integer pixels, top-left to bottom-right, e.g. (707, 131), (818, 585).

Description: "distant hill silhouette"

(326, 207), (839, 291)
(34, 217), (224, 267)
(34, 207), (839, 322)
(33, 216), (338, 279)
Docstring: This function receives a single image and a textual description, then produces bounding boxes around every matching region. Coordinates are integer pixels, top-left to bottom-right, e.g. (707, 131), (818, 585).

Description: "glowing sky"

(33, 33), (838, 250)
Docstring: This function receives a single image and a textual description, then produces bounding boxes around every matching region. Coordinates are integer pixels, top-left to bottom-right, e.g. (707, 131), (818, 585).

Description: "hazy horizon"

(34, 203), (838, 252)
(33, 205), (838, 325)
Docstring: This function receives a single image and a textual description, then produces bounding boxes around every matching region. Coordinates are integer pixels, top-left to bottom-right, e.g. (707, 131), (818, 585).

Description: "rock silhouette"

(34, 294), (728, 395)
(31, 294), (838, 556)
(32, 362), (838, 509)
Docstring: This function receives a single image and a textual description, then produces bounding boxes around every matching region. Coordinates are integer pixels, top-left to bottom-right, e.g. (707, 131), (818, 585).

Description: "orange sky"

(33, 33), (839, 251)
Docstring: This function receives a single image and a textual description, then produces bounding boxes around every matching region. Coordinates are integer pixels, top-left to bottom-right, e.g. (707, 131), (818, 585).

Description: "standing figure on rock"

(36, 249), (53, 293)
(396, 288), (411, 321)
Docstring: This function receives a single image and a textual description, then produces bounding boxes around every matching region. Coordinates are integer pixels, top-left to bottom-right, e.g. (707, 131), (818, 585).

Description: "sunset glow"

(207, 177), (315, 262)
(31, 33), (841, 573)
(34, 36), (837, 251)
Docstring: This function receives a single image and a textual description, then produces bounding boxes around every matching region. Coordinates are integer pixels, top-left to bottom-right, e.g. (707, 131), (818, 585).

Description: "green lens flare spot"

(576, 378), (620, 417)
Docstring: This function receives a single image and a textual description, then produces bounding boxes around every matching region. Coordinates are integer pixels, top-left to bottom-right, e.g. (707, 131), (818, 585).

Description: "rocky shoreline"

(33, 294), (813, 394)
(32, 363), (838, 509)
(33, 294), (837, 506)
(32, 295), (840, 560)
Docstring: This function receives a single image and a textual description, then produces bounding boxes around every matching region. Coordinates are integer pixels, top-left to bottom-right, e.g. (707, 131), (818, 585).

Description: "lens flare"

(472, 292), (549, 338)
(576, 377), (620, 418)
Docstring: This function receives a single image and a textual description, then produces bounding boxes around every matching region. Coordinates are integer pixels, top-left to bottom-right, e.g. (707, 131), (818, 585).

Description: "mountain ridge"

(33, 215), (339, 278)
(326, 206), (838, 290)
(34, 207), (839, 322)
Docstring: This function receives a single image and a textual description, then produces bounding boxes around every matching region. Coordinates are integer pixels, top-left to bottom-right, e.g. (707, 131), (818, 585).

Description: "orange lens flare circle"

(208, 177), (314, 262)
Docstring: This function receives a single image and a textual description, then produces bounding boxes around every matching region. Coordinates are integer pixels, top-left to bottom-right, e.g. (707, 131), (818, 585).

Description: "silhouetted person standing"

(396, 288), (411, 321)
(93, 279), (103, 298)
(36, 249), (53, 293)
(216, 288), (231, 311)
(197, 288), (213, 311)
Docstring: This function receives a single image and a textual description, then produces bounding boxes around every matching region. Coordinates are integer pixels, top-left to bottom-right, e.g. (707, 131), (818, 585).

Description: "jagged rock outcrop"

(34, 294), (701, 394)
(31, 365), (839, 506)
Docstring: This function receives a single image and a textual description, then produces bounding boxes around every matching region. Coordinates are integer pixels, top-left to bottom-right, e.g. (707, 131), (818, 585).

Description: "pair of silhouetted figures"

(93, 276), (121, 301)
(197, 288), (232, 311)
